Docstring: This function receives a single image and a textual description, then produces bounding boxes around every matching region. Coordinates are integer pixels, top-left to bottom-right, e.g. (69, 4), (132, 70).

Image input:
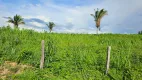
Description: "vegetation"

(91, 8), (107, 34)
(0, 26), (142, 80)
(46, 22), (55, 33)
(6, 14), (25, 28)
(138, 30), (142, 34)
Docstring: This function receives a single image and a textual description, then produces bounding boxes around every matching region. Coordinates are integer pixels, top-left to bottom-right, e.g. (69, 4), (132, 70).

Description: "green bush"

(17, 49), (33, 64)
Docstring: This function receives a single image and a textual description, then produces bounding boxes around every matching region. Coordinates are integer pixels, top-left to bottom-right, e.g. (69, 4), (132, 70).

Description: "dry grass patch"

(0, 61), (33, 80)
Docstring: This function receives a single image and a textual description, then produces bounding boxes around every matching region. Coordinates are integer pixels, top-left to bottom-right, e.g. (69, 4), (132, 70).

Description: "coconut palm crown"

(7, 14), (25, 28)
(46, 22), (55, 32)
(91, 8), (107, 34)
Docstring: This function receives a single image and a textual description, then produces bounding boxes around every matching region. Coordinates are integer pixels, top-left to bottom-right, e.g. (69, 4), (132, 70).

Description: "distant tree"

(138, 30), (142, 34)
(91, 8), (107, 34)
(46, 22), (55, 33)
(7, 14), (25, 28)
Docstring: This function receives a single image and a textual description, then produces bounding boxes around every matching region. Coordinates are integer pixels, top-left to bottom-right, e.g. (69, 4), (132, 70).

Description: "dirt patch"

(0, 61), (32, 80)
(5, 61), (17, 67)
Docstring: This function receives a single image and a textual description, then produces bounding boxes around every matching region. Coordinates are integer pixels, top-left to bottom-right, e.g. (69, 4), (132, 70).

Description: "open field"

(0, 27), (142, 80)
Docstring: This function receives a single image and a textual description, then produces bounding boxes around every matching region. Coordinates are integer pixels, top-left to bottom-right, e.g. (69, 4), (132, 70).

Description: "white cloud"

(66, 17), (74, 23)
(29, 21), (45, 27)
(24, 16), (50, 23)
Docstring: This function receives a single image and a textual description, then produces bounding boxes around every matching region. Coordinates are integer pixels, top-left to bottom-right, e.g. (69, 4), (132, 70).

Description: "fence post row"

(39, 40), (111, 73)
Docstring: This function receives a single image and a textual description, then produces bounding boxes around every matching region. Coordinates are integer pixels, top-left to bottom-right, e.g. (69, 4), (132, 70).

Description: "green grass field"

(0, 26), (142, 80)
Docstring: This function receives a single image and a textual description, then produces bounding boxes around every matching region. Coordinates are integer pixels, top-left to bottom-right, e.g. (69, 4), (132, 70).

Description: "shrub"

(17, 50), (33, 64)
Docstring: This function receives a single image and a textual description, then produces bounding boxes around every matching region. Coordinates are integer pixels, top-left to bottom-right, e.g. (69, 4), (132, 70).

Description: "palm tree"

(91, 8), (107, 34)
(7, 14), (25, 28)
(46, 22), (55, 33)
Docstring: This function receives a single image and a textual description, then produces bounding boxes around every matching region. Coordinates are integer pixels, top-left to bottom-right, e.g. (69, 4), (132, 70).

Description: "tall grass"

(0, 26), (142, 80)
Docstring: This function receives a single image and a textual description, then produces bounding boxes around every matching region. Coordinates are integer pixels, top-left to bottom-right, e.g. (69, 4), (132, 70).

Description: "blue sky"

(0, 0), (142, 34)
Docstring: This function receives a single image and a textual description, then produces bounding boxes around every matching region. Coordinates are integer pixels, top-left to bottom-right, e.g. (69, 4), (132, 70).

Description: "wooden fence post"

(40, 40), (45, 69)
(105, 46), (111, 75)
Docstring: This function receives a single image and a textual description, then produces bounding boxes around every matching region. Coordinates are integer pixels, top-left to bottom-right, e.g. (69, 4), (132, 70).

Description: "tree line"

(5, 8), (108, 34)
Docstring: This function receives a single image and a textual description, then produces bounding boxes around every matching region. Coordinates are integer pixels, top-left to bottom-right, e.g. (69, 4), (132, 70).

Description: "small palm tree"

(46, 22), (55, 33)
(7, 14), (25, 28)
(91, 8), (107, 34)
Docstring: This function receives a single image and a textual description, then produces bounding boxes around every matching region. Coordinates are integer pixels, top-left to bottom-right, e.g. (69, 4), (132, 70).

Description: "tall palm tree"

(7, 14), (25, 28)
(91, 8), (107, 34)
(46, 22), (55, 33)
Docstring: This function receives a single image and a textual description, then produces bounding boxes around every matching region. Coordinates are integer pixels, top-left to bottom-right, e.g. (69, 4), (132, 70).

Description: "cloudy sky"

(0, 0), (142, 34)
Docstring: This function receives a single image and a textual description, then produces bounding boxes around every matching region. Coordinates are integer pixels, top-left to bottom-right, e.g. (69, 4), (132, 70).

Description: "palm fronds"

(6, 14), (25, 28)
(46, 22), (55, 32)
(91, 8), (107, 34)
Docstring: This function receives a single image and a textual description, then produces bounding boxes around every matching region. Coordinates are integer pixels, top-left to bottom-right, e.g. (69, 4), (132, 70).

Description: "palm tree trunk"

(16, 26), (18, 28)
(14, 24), (18, 29)
(96, 21), (100, 35)
(50, 29), (52, 33)
(96, 28), (99, 34)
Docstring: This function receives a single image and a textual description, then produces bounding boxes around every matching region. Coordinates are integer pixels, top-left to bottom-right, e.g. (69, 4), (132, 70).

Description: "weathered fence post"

(105, 46), (111, 75)
(40, 40), (45, 69)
